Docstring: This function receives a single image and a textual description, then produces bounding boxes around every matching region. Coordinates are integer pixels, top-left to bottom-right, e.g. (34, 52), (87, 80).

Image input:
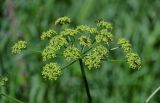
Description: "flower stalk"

(146, 85), (160, 103)
(79, 59), (92, 103)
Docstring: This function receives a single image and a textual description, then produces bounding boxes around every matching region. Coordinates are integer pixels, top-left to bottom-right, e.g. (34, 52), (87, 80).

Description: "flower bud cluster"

(41, 29), (57, 40)
(83, 45), (108, 70)
(95, 29), (113, 44)
(79, 36), (91, 47)
(63, 46), (80, 60)
(76, 25), (98, 34)
(41, 62), (61, 80)
(118, 38), (141, 69)
(126, 53), (141, 69)
(60, 28), (78, 36)
(42, 35), (68, 61)
(118, 38), (132, 53)
(12, 40), (27, 54)
(97, 21), (112, 29)
(55, 16), (71, 25)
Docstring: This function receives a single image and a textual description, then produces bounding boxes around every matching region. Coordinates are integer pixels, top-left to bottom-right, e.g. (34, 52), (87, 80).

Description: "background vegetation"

(0, 0), (160, 103)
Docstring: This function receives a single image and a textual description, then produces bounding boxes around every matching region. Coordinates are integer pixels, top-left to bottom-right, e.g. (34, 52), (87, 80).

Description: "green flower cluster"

(76, 25), (98, 34)
(42, 45), (57, 61)
(79, 36), (91, 47)
(55, 16), (71, 25)
(92, 45), (108, 57)
(49, 35), (68, 48)
(12, 40), (27, 54)
(41, 29), (57, 40)
(83, 45), (108, 70)
(63, 46), (80, 60)
(60, 28), (78, 36)
(97, 20), (112, 29)
(126, 53), (141, 69)
(41, 62), (61, 80)
(83, 55), (101, 69)
(118, 38), (132, 53)
(42, 35), (68, 61)
(95, 29), (113, 44)
(0, 76), (8, 86)
(118, 38), (141, 69)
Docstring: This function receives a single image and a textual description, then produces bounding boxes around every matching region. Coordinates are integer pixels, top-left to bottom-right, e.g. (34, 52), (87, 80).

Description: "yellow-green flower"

(49, 35), (68, 49)
(99, 29), (113, 39)
(92, 45), (108, 57)
(83, 54), (102, 70)
(42, 62), (62, 80)
(42, 35), (68, 61)
(95, 29), (113, 44)
(118, 38), (132, 53)
(42, 45), (57, 61)
(79, 36), (91, 47)
(83, 45), (108, 70)
(76, 25), (98, 34)
(97, 21), (112, 29)
(12, 40), (27, 54)
(63, 46), (80, 60)
(41, 29), (57, 40)
(55, 16), (71, 25)
(60, 28), (78, 36)
(126, 53), (141, 69)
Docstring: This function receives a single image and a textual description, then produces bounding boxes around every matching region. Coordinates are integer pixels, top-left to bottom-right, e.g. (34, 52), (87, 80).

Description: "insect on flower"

(82, 38), (88, 43)
(95, 19), (103, 23)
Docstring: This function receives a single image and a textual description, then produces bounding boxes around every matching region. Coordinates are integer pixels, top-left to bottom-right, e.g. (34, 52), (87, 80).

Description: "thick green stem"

(79, 59), (92, 103)
(0, 93), (24, 103)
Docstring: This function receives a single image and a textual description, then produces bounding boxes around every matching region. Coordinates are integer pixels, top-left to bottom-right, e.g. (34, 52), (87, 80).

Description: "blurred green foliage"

(0, 0), (160, 103)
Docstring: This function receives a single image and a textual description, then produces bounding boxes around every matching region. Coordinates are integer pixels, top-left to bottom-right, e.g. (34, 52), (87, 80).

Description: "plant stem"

(110, 47), (119, 51)
(29, 50), (41, 54)
(102, 59), (126, 62)
(79, 59), (92, 103)
(0, 93), (24, 103)
(146, 86), (160, 103)
(62, 60), (77, 69)
(109, 59), (126, 62)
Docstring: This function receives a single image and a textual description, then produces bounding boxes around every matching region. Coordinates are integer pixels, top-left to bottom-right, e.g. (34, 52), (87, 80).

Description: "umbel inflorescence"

(12, 16), (141, 80)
